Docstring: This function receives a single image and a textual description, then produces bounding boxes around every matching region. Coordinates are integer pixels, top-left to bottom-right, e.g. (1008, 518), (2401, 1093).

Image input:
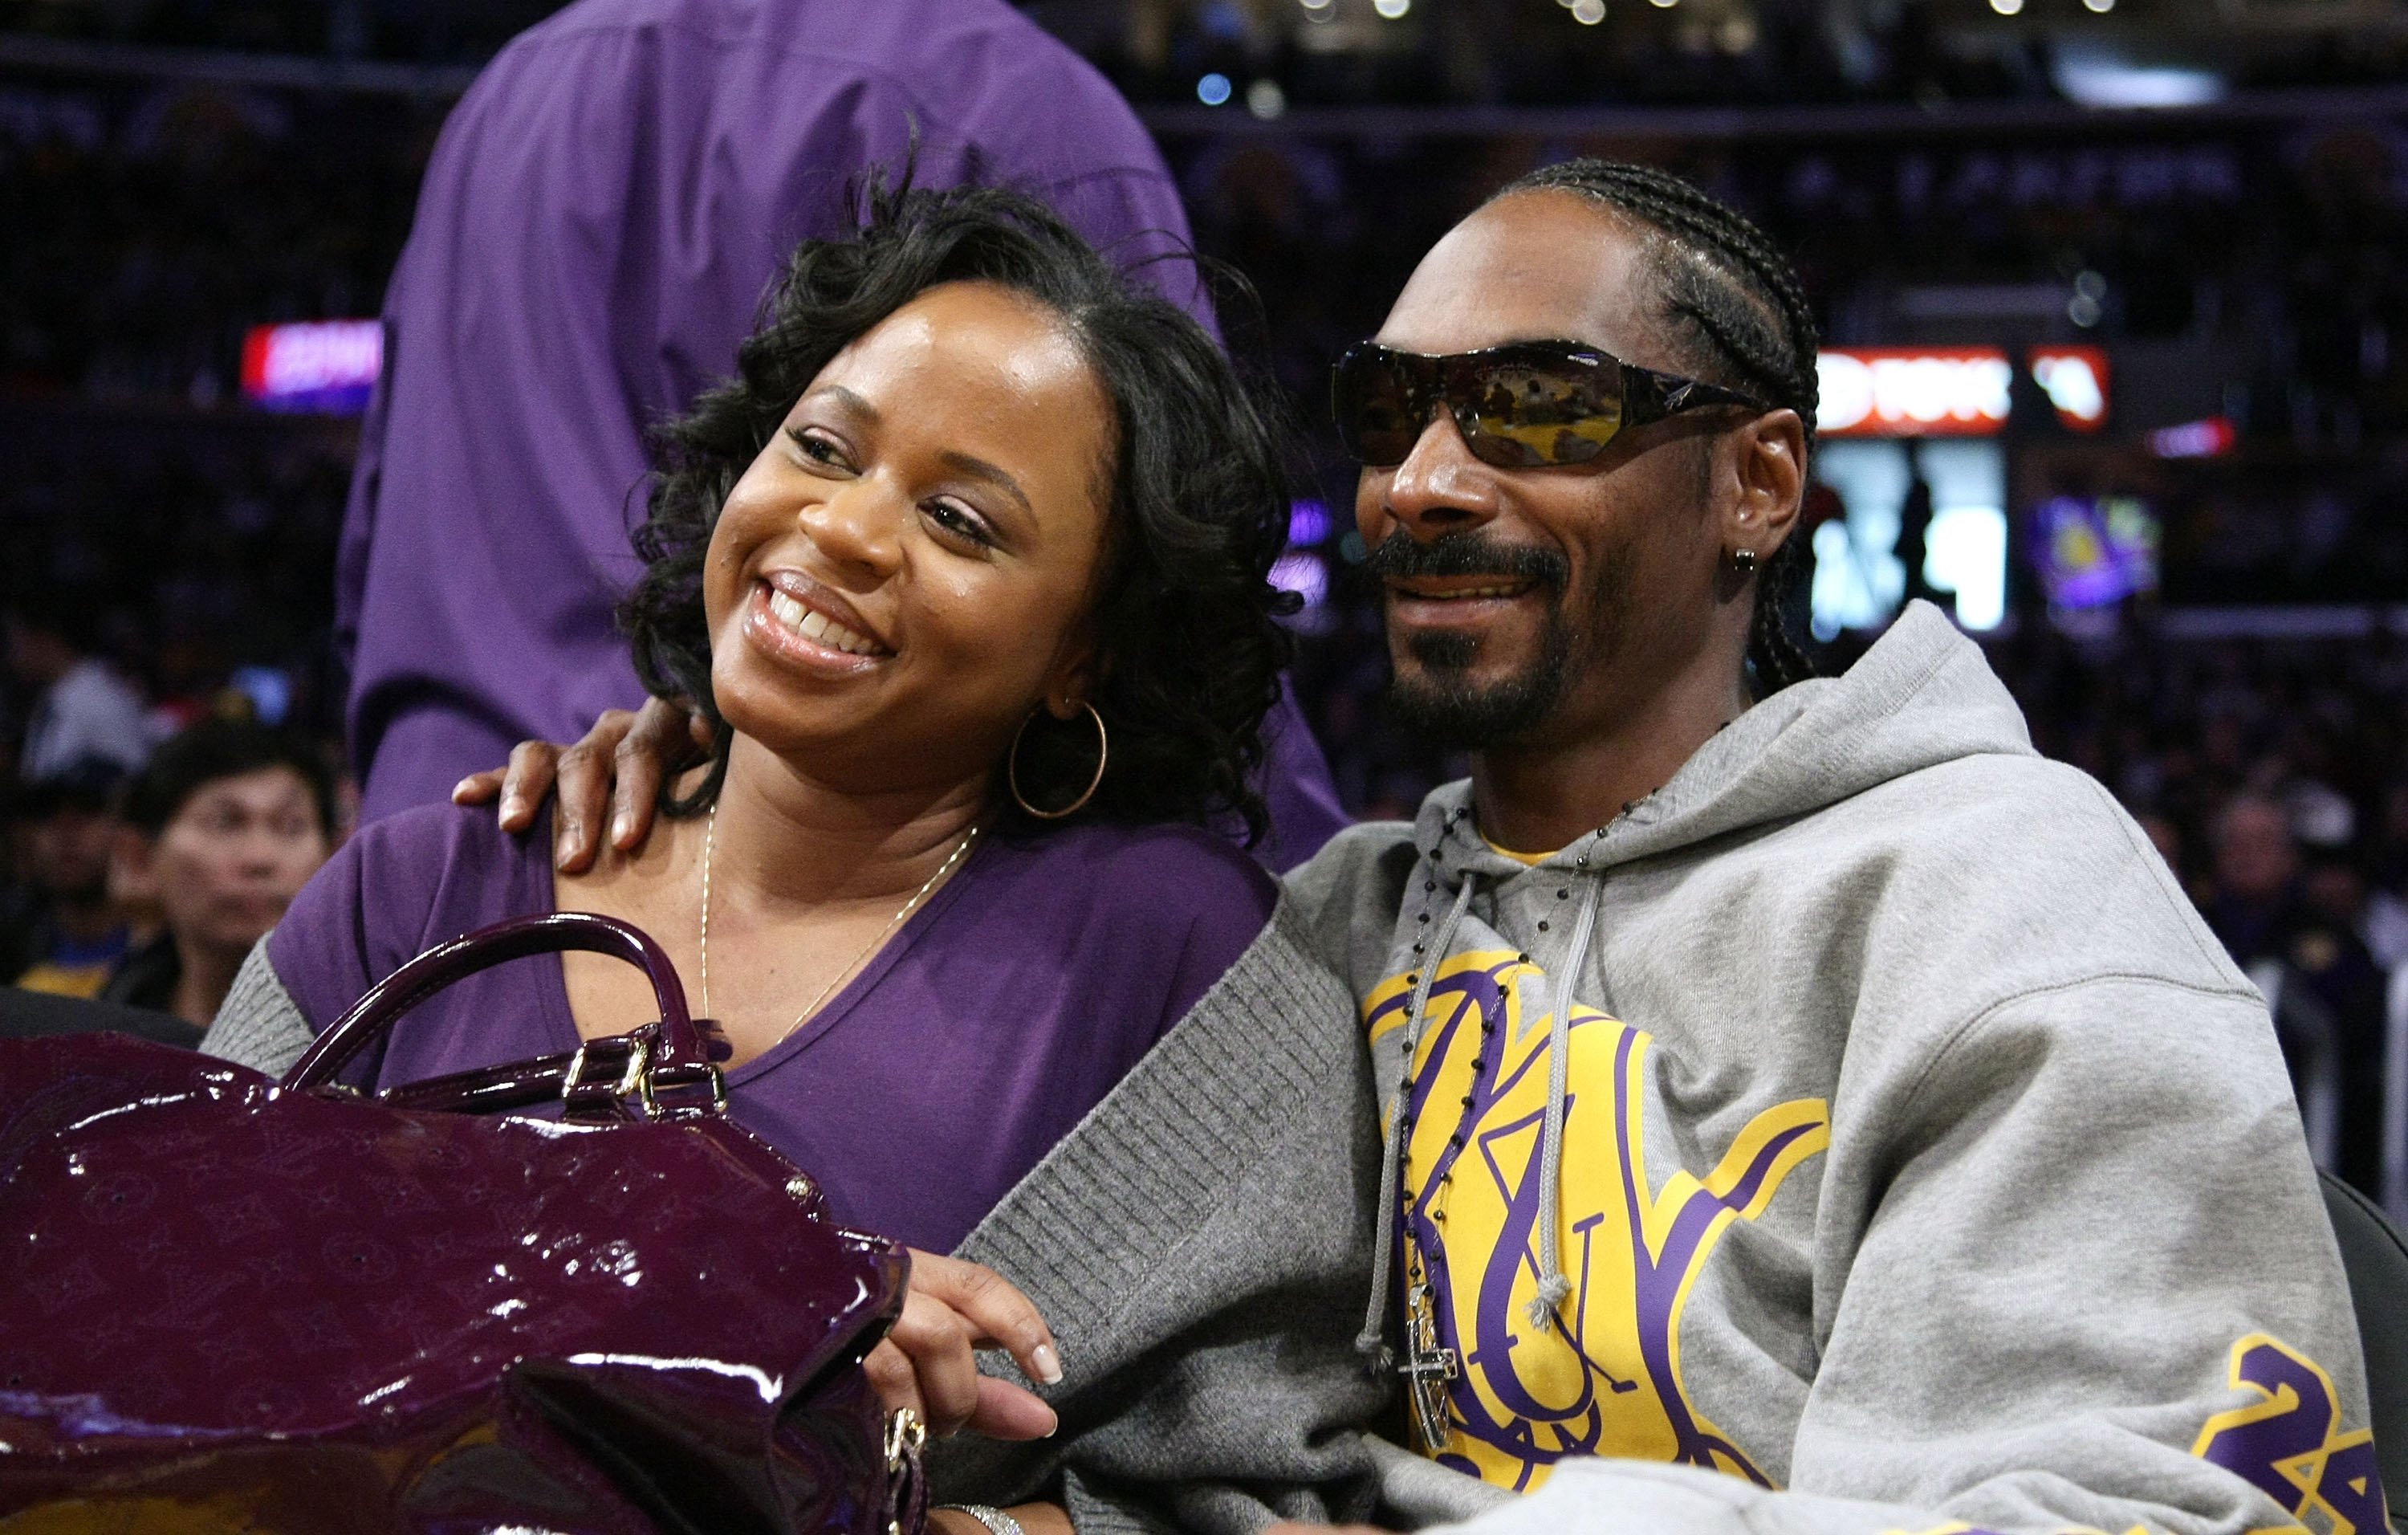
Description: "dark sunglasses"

(1332, 339), (1769, 469)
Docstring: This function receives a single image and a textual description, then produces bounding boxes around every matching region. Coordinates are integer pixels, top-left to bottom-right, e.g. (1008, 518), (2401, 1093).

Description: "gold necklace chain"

(698, 801), (980, 1036)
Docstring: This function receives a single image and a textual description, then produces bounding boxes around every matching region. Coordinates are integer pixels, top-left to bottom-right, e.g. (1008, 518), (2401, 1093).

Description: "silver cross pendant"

(1399, 1282), (1460, 1451)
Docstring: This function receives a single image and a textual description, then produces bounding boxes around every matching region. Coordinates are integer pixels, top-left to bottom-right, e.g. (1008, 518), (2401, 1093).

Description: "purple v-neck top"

(267, 802), (1275, 1253)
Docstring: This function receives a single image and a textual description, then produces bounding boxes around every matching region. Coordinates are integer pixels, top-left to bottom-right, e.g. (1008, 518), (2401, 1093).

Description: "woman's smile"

(745, 570), (893, 678)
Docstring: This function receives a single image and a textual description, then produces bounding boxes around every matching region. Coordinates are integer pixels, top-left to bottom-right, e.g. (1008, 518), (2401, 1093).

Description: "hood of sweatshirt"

(1414, 599), (2038, 879)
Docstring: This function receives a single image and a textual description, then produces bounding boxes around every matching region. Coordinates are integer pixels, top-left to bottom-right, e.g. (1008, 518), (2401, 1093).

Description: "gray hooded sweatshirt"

(1282, 600), (2382, 1535)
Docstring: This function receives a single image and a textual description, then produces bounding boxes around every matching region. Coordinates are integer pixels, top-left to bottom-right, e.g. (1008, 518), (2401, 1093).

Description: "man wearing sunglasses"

(470, 161), (2374, 1535)
(1247, 159), (2377, 1535)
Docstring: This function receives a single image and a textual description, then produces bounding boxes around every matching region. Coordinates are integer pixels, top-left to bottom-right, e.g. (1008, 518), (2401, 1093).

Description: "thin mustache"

(1365, 531), (1568, 588)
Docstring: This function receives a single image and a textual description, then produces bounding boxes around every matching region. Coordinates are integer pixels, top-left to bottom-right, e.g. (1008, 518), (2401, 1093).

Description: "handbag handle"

(283, 912), (720, 1112)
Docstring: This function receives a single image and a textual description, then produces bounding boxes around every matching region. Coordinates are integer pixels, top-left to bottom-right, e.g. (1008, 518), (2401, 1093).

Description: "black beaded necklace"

(1389, 788), (1660, 1450)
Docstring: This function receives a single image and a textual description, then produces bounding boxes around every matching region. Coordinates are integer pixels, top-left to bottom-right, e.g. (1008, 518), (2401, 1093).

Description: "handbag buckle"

(560, 1033), (652, 1121)
(883, 1407), (925, 1471)
(883, 1407), (927, 1535)
(637, 1059), (727, 1122)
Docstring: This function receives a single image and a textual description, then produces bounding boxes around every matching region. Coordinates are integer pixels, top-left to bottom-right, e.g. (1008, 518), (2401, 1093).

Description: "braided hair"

(1493, 160), (1820, 693)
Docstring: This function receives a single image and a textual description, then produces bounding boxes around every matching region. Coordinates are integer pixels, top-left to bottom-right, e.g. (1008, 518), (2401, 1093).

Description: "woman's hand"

(870, 1249), (1064, 1441)
(449, 698), (713, 872)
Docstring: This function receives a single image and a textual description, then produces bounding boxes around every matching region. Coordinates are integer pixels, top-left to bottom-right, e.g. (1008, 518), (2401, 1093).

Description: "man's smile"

(1365, 533), (1568, 638)
(1385, 576), (1540, 603)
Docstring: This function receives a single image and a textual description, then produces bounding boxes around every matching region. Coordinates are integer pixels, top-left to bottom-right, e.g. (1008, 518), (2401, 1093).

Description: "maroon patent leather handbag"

(0, 912), (926, 1535)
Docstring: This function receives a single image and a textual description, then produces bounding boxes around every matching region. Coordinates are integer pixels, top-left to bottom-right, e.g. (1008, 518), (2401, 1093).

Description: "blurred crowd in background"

(6, 0), (2406, 105)
(6, 0), (2408, 1190)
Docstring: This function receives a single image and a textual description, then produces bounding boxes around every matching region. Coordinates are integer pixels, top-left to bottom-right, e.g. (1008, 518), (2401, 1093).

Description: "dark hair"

(5, 584), (106, 655)
(124, 719), (338, 839)
(14, 757), (127, 818)
(620, 179), (1294, 841)
(1493, 160), (1821, 694)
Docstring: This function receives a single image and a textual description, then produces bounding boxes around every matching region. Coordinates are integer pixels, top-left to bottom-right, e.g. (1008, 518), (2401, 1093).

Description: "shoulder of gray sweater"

(935, 894), (1390, 1514)
(197, 934), (315, 1077)
(953, 890), (1369, 1330)
(1804, 750), (2254, 1002)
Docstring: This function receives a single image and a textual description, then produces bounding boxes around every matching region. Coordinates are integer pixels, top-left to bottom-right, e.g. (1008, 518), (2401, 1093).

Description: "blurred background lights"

(1287, 499), (1332, 548)
(1991, 0), (2024, 13)
(1246, 79), (1287, 118)
(2082, 0), (2116, 10)
(1195, 72), (1232, 106)
(2068, 271), (2106, 328)
(1572, 0), (1605, 21)
(1647, 0), (1677, 10)
(1372, 0), (1410, 17)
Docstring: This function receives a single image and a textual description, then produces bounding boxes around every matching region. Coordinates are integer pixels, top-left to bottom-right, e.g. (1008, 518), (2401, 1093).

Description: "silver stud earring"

(1728, 548), (1759, 574)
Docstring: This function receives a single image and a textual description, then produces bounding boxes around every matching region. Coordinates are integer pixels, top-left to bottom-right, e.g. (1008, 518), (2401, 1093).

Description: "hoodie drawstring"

(1357, 873), (1479, 1367)
(1528, 874), (1605, 1331)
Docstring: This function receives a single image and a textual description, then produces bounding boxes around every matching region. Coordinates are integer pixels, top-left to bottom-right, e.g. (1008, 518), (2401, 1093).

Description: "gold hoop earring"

(1008, 701), (1108, 820)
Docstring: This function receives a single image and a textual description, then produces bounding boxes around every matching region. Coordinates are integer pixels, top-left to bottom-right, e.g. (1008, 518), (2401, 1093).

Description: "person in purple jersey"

(343, 0), (1348, 865)
(209, 188), (1331, 1531)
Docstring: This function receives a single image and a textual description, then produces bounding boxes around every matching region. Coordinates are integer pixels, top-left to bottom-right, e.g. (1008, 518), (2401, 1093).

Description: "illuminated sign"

(2030, 346), (2109, 432)
(2031, 495), (2159, 609)
(2146, 417), (2236, 459)
(241, 320), (382, 414)
(1816, 348), (2012, 438)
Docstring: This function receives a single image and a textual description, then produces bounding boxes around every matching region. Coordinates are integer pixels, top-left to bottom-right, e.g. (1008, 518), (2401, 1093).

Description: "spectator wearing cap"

(100, 721), (336, 1032)
(6, 590), (153, 782)
(5, 759), (133, 997)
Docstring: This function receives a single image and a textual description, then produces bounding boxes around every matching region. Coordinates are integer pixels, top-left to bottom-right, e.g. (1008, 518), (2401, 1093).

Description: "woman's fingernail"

(1031, 1344), (1063, 1385)
(451, 777), (477, 801)
(611, 812), (632, 845)
(501, 795), (523, 820)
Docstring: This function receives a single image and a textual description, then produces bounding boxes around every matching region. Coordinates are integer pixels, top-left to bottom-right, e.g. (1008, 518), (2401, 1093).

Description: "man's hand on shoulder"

(449, 697), (713, 871)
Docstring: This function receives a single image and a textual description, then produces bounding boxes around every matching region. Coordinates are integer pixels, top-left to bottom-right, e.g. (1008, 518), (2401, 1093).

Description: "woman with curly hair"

(200, 187), (1369, 1521)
